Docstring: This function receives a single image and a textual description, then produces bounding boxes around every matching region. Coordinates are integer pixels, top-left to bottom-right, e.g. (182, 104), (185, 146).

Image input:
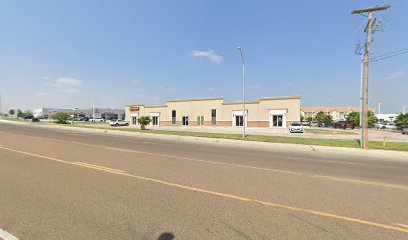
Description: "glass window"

(211, 109), (216, 125)
(182, 116), (189, 126)
(131, 117), (137, 125)
(172, 110), (176, 124)
(152, 116), (159, 126)
(272, 115), (283, 127)
(235, 115), (244, 127)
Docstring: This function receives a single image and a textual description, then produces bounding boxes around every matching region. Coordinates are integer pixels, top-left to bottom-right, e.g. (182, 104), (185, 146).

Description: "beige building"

(301, 107), (361, 121)
(125, 96), (300, 128)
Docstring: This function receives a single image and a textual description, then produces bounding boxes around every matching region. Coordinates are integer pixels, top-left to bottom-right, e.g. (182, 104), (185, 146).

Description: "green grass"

(70, 124), (408, 152)
(304, 129), (357, 135)
(4, 119), (407, 152)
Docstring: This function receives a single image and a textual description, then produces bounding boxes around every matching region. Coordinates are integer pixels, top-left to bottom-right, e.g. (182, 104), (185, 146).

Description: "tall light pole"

(378, 103), (382, 115)
(237, 47), (245, 138)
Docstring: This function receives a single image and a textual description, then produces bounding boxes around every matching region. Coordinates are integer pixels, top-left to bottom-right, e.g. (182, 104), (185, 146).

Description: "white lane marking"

(1, 146), (408, 234)
(1, 135), (407, 190)
(0, 229), (19, 240)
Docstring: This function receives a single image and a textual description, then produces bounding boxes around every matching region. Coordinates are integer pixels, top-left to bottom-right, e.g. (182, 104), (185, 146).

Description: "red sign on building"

(129, 107), (140, 112)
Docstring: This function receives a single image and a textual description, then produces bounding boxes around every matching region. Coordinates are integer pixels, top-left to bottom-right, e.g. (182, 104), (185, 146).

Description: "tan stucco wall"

(126, 96), (300, 127)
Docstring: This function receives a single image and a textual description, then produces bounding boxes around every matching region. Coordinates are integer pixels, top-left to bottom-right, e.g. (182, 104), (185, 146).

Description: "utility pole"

(352, 5), (390, 150)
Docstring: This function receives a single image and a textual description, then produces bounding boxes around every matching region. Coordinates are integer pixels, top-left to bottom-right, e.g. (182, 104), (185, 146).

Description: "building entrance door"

(272, 115), (283, 127)
(235, 115), (244, 127)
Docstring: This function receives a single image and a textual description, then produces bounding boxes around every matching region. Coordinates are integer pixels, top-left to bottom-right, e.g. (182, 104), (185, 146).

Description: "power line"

(370, 48), (408, 62)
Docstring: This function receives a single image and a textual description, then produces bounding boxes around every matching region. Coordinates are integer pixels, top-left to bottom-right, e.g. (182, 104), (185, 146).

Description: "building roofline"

(223, 101), (258, 105)
(167, 97), (224, 103)
(126, 104), (145, 107)
(257, 96), (301, 101)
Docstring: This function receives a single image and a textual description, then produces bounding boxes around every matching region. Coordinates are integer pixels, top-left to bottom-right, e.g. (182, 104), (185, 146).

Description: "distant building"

(33, 108), (125, 120)
(126, 96), (301, 128)
(301, 107), (361, 122)
(376, 113), (398, 123)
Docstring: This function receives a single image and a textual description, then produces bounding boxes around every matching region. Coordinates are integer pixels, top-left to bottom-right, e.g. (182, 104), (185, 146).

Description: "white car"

(384, 122), (397, 130)
(109, 120), (129, 127)
(289, 122), (304, 133)
(90, 117), (105, 122)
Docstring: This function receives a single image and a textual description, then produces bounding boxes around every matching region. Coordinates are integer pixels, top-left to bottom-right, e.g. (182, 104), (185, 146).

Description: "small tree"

(17, 109), (23, 118)
(8, 109), (15, 115)
(323, 114), (333, 123)
(395, 113), (408, 130)
(306, 117), (313, 122)
(346, 112), (359, 126)
(52, 112), (70, 124)
(314, 111), (326, 123)
(137, 116), (151, 130)
(346, 111), (378, 128)
(300, 115), (304, 122)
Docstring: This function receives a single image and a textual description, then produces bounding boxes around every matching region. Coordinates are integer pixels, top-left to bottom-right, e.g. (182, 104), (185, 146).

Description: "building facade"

(301, 107), (361, 122)
(33, 108), (125, 120)
(126, 96), (301, 128)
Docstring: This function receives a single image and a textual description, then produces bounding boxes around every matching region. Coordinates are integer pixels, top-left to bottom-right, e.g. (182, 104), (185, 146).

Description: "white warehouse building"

(33, 108), (125, 120)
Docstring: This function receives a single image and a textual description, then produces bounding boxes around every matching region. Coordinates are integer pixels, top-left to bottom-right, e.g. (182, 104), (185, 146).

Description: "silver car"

(402, 125), (408, 135)
(109, 120), (129, 127)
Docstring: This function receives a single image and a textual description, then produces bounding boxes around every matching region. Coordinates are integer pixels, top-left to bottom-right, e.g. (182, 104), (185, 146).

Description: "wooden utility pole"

(352, 5), (390, 149)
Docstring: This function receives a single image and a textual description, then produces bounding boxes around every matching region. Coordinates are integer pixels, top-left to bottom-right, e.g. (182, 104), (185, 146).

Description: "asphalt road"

(0, 121), (407, 239)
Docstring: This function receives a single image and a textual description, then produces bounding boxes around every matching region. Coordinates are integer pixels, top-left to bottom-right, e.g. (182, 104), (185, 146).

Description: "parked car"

(90, 117), (105, 122)
(402, 125), (408, 135)
(301, 121), (310, 126)
(289, 122), (303, 133)
(310, 121), (319, 127)
(109, 120), (129, 127)
(318, 121), (332, 127)
(333, 121), (355, 129)
(383, 122), (397, 130)
(374, 123), (386, 129)
(32, 118), (40, 122)
(20, 116), (33, 120)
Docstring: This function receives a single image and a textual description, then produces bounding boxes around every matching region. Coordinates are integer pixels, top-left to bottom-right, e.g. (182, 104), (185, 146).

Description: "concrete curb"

(2, 119), (408, 161)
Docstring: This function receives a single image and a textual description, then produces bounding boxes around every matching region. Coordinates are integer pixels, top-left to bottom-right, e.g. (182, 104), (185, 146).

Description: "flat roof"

(127, 96), (300, 108)
(167, 97), (224, 103)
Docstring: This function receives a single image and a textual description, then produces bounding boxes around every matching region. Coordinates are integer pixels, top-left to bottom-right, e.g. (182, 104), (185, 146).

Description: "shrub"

(52, 112), (70, 124)
(137, 116), (151, 130)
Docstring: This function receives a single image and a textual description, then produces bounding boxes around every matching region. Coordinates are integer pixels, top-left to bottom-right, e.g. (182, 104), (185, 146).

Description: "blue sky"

(0, 0), (407, 113)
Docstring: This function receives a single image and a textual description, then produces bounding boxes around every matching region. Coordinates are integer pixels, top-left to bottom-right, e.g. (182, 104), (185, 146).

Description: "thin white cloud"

(384, 70), (405, 80)
(45, 77), (83, 94)
(191, 50), (223, 63)
(129, 80), (139, 86)
(249, 85), (260, 89)
(56, 88), (80, 94)
(208, 87), (215, 92)
(167, 87), (178, 92)
(34, 92), (48, 97)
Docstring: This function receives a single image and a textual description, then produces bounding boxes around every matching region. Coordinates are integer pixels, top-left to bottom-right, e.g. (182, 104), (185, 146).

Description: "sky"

(0, 0), (407, 114)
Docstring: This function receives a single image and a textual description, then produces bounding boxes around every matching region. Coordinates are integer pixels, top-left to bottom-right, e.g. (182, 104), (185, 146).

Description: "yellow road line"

(35, 136), (408, 190)
(394, 223), (408, 229)
(75, 162), (125, 173)
(1, 145), (408, 234)
(4, 134), (408, 190)
(310, 175), (408, 190)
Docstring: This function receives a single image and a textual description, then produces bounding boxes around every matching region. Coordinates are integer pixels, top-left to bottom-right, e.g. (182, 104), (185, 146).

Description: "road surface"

(0, 121), (407, 239)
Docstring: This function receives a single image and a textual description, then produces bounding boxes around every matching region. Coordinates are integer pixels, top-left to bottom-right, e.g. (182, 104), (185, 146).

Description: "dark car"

(20, 115), (33, 120)
(334, 121), (355, 130)
(318, 121), (333, 127)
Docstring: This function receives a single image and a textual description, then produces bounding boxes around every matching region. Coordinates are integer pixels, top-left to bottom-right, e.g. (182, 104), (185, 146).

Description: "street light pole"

(237, 47), (245, 138)
(378, 103), (382, 115)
